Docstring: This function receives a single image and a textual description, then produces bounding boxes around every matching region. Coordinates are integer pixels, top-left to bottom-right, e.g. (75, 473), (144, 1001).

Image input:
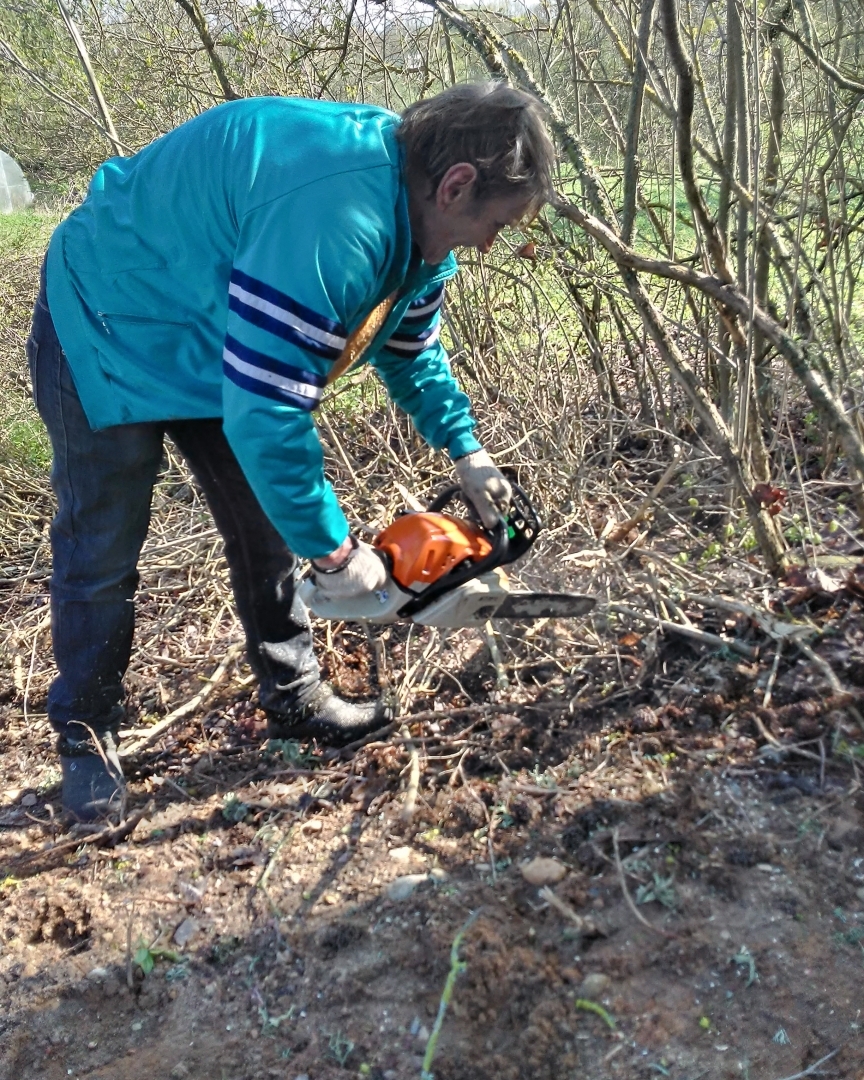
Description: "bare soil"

(3, 578), (864, 1080)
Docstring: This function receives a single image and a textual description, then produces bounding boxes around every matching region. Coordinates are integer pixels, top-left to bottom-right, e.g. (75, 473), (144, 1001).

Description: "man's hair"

(397, 82), (555, 215)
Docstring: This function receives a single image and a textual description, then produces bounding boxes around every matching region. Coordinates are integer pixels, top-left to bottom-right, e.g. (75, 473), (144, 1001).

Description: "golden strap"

(325, 291), (398, 386)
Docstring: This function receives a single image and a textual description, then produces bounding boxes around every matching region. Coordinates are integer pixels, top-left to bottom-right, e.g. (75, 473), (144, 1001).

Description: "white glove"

(311, 536), (388, 600)
(453, 449), (512, 529)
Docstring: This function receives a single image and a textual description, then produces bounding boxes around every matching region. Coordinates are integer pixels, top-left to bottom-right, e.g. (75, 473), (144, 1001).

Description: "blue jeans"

(27, 267), (320, 749)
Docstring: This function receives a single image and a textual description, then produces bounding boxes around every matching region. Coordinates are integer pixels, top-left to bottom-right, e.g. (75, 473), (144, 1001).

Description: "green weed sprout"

(575, 998), (616, 1029)
(133, 940), (183, 975)
(732, 945), (758, 987)
(327, 1030), (354, 1066)
(420, 910), (481, 1079)
(221, 793), (249, 822)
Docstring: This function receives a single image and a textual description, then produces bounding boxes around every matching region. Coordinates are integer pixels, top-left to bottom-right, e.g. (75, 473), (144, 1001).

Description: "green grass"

(1, 414), (51, 471)
(0, 209), (59, 473)
(0, 208), (58, 258)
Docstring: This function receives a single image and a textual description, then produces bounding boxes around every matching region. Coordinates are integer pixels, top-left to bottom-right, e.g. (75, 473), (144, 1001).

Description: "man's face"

(409, 162), (533, 265)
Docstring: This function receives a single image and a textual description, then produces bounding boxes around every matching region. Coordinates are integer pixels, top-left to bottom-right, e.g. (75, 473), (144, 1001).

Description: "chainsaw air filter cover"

(374, 512), (492, 590)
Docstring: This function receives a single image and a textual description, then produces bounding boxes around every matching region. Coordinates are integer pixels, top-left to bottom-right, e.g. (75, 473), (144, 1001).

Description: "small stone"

(203, 981), (218, 997)
(87, 1041), (98, 1049)
(294, 1074), (310, 1080)
(170, 1065), (190, 1078)
(856, 887), (864, 905)
(173, 917), (199, 948)
(826, 819), (864, 851)
(131, 1020), (143, 1032)
(521, 857), (567, 886)
(429, 867), (448, 882)
(302, 819), (323, 833)
(579, 972), (611, 1000)
(178, 881), (204, 904)
(630, 706), (660, 733)
(20, 793), (38, 807)
(386, 874), (429, 901)
(322, 892), (339, 905)
(389, 846), (413, 862)
(86, 967), (109, 981)
(416, 1024), (430, 1044)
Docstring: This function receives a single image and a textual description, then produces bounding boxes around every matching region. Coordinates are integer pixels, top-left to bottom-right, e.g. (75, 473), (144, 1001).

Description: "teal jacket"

(46, 97), (482, 558)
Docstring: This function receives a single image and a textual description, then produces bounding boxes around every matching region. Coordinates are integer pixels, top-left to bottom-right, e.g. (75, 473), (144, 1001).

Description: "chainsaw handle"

(425, 484), (476, 518)
(427, 480), (539, 561)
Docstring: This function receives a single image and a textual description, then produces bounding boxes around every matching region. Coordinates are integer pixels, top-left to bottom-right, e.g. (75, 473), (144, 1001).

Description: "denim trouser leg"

(27, 285), (164, 746)
(27, 270), (322, 746)
(166, 420), (320, 711)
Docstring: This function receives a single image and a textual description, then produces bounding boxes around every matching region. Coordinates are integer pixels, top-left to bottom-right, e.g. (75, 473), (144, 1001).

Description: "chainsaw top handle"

(426, 479), (541, 566)
(395, 479), (541, 619)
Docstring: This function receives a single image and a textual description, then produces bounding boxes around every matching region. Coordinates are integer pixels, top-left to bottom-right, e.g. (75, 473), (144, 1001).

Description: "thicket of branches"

(3, 0), (864, 572)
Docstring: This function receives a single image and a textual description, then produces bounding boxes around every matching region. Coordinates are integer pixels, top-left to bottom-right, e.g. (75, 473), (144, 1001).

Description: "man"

(26, 81), (555, 821)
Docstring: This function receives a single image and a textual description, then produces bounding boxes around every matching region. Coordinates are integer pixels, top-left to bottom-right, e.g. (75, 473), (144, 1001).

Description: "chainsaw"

(299, 482), (596, 627)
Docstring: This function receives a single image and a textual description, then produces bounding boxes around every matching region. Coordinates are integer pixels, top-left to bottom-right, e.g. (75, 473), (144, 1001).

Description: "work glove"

(310, 536), (389, 601)
(453, 449), (513, 529)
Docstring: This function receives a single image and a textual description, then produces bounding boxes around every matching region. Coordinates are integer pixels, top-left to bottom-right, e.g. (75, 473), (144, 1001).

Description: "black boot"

(60, 731), (125, 823)
(266, 683), (394, 747)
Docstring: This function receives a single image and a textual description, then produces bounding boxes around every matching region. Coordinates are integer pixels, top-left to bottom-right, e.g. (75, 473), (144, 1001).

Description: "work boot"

(266, 683), (394, 747)
(60, 731), (125, 823)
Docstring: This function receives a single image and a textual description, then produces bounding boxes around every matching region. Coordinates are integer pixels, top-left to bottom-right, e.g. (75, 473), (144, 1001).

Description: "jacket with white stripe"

(45, 97), (482, 558)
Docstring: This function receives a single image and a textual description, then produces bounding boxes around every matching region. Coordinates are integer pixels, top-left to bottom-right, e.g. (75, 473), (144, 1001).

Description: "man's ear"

(436, 163), (478, 210)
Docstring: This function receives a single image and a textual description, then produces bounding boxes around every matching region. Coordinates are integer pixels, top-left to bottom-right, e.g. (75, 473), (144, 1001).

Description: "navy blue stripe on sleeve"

(228, 270), (346, 360)
(223, 333), (326, 410)
(383, 319), (441, 355)
(402, 283), (445, 321)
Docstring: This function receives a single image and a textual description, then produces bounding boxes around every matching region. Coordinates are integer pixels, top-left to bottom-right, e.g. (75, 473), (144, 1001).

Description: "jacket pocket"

(96, 310), (191, 331)
(94, 311), (196, 398)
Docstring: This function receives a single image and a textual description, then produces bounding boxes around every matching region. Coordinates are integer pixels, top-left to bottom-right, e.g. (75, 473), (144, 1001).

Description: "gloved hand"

(453, 449), (512, 529)
(311, 535), (389, 600)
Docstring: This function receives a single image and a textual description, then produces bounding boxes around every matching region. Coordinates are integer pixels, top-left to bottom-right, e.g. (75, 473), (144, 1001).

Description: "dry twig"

(2, 800), (155, 880)
(120, 642), (244, 755)
(612, 827), (677, 940)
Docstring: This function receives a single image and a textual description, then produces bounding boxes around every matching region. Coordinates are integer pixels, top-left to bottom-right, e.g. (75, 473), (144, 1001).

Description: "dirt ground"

(3, 554), (864, 1080)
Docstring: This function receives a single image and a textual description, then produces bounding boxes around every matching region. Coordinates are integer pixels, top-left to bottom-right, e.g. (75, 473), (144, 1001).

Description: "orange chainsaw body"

(374, 513), (493, 590)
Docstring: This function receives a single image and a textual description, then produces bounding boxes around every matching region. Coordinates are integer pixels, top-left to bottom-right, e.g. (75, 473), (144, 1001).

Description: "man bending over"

(27, 81), (555, 821)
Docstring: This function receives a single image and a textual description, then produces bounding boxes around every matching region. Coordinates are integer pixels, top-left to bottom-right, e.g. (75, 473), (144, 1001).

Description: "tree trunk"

(621, 0), (657, 244)
(753, 37), (786, 416)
